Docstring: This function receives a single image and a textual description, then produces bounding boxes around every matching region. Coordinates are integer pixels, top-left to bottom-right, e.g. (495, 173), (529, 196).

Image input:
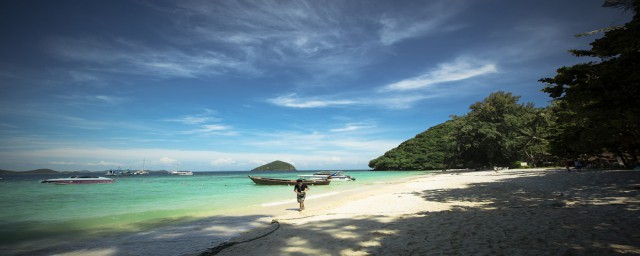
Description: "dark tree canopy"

(449, 92), (548, 168)
(540, 0), (640, 162)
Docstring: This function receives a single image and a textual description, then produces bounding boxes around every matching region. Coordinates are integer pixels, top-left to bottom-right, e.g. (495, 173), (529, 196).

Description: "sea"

(0, 170), (424, 250)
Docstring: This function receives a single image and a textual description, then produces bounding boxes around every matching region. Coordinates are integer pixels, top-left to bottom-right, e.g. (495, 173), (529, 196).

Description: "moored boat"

(40, 176), (115, 184)
(169, 171), (193, 175)
(298, 171), (356, 181)
(248, 176), (331, 185)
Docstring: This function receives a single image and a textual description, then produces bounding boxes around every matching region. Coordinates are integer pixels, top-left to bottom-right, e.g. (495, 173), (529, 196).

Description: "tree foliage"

(369, 92), (552, 170)
(539, 0), (640, 162)
(368, 120), (456, 170)
(449, 92), (550, 168)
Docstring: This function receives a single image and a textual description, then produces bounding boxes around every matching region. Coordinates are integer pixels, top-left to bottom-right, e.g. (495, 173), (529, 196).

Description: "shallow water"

(0, 170), (424, 246)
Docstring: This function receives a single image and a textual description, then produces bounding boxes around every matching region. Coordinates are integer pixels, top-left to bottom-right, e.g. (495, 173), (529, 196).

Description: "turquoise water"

(0, 171), (424, 245)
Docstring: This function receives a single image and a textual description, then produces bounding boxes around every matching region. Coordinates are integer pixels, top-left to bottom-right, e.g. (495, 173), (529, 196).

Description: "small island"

(0, 169), (59, 175)
(251, 160), (296, 172)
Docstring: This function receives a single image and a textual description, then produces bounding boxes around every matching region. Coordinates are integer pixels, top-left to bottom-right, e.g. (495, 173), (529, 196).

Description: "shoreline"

(208, 168), (640, 255)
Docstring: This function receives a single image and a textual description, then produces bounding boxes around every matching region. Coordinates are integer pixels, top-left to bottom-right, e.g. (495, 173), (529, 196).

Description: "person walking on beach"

(294, 179), (309, 211)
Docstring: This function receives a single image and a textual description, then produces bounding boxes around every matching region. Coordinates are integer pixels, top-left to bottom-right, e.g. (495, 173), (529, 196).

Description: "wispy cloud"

(43, 1), (471, 83)
(57, 94), (128, 105)
(164, 109), (220, 125)
(268, 93), (358, 108)
(46, 37), (244, 78)
(378, 1), (467, 45)
(180, 124), (236, 136)
(330, 122), (376, 132)
(154, 1), (384, 77)
(163, 109), (236, 136)
(0, 123), (17, 129)
(267, 56), (496, 110)
(244, 128), (399, 156)
(380, 58), (497, 92)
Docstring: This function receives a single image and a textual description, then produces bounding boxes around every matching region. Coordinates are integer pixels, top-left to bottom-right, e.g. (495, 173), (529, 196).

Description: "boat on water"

(105, 169), (133, 176)
(298, 171), (356, 181)
(248, 176), (331, 185)
(169, 171), (193, 176)
(105, 170), (119, 176)
(40, 176), (115, 184)
(134, 159), (149, 175)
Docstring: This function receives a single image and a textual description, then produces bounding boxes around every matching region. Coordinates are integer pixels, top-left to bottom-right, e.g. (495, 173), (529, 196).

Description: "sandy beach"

(203, 169), (640, 256)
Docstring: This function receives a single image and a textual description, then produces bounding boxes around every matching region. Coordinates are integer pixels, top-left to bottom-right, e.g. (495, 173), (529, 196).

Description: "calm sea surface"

(0, 170), (424, 246)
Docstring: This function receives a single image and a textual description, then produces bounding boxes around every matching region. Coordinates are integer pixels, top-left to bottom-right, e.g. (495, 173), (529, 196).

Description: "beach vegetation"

(448, 92), (551, 168)
(369, 92), (552, 170)
(539, 0), (640, 165)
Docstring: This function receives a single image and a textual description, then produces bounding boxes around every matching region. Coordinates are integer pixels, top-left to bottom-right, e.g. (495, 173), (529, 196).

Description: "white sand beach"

(18, 168), (639, 256)
(208, 169), (640, 256)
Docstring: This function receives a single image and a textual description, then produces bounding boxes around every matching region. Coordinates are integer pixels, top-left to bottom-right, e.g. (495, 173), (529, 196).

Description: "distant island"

(0, 169), (167, 175)
(0, 169), (59, 174)
(251, 160), (296, 172)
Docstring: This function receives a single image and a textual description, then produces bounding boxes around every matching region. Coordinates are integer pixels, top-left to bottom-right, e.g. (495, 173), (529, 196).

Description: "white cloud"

(379, 17), (441, 46)
(380, 58), (498, 92)
(46, 37), (244, 78)
(178, 124), (236, 136)
(330, 123), (376, 132)
(378, 1), (466, 45)
(268, 93), (357, 108)
(164, 109), (220, 125)
(57, 94), (128, 105)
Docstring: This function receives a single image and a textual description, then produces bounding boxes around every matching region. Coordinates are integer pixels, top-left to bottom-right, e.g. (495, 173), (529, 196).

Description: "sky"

(0, 0), (632, 172)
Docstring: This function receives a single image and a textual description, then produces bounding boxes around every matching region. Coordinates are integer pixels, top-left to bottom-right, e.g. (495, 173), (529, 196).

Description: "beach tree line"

(368, 92), (553, 170)
(539, 0), (640, 166)
(369, 0), (639, 170)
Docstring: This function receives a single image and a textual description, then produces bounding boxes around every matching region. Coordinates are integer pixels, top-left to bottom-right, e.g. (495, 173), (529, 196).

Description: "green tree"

(369, 91), (552, 170)
(539, 0), (640, 164)
(449, 92), (547, 168)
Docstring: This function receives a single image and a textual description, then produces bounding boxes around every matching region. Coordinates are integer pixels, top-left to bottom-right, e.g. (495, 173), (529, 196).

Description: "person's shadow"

(285, 208), (300, 211)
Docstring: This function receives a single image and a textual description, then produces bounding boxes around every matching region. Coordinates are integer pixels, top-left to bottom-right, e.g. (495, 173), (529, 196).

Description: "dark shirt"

(294, 184), (308, 193)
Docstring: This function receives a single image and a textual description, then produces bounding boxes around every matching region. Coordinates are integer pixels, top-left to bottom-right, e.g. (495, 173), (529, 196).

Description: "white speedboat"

(299, 171), (355, 181)
(40, 176), (115, 184)
(169, 171), (193, 176)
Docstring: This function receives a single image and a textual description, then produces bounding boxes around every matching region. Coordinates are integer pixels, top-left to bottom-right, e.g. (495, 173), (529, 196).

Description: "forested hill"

(251, 160), (296, 171)
(0, 169), (59, 174)
(369, 92), (552, 171)
(369, 121), (455, 170)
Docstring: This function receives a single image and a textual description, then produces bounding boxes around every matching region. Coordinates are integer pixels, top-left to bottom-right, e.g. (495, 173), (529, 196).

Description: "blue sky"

(0, 0), (631, 172)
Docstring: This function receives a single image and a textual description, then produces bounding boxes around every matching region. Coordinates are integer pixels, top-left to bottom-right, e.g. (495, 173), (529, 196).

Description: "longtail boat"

(248, 176), (331, 185)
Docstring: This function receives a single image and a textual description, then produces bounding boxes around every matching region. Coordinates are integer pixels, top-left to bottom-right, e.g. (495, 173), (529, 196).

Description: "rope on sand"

(199, 211), (421, 255)
(199, 219), (280, 255)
